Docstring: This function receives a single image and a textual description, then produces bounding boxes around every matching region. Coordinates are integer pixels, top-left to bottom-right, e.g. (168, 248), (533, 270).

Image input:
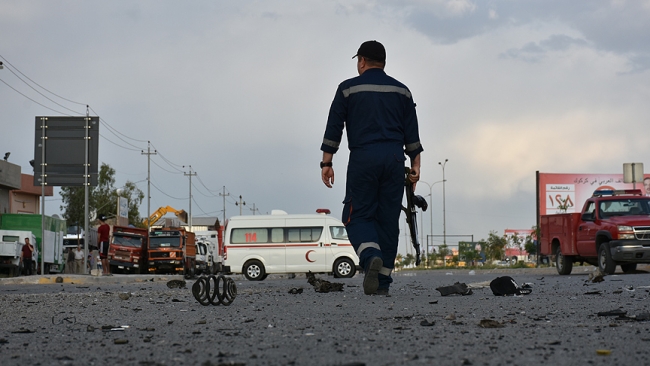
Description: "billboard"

(33, 116), (99, 186)
(537, 172), (650, 216)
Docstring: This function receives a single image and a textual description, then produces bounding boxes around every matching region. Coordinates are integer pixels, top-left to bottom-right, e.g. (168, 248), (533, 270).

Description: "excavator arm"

(143, 206), (188, 227)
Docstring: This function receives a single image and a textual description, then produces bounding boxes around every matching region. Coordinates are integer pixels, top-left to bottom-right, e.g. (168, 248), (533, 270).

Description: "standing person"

(65, 247), (75, 274)
(20, 237), (35, 276)
(74, 244), (85, 274)
(97, 214), (111, 276)
(320, 40), (423, 296)
(644, 177), (650, 197)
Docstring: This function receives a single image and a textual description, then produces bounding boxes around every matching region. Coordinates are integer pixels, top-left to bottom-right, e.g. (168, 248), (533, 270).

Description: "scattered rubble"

(306, 271), (343, 293)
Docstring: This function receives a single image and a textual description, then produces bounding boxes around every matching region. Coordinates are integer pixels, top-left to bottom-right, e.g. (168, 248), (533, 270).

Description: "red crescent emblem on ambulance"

(305, 250), (316, 262)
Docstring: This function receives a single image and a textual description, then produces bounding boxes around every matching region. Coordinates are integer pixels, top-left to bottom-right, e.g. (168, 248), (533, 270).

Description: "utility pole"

(184, 166), (196, 231)
(219, 186), (230, 223)
(235, 195), (246, 215)
(438, 159), (449, 247)
(141, 142), (157, 232)
(250, 203), (260, 215)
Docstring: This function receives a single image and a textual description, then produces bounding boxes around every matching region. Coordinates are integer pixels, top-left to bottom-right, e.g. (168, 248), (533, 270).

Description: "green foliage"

(395, 253), (403, 269)
(403, 253), (415, 267)
(484, 231), (507, 261)
(59, 163), (144, 226)
(524, 225), (539, 255)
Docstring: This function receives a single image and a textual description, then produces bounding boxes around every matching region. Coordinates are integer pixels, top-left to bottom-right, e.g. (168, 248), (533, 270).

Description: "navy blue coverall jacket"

(321, 68), (423, 289)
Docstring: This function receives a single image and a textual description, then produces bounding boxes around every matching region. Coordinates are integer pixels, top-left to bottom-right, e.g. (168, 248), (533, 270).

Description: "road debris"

(436, 282), (473, 296)
(489, 276), (532, 296)
(288, 288), (303, 294)
(420, 319), (435, 326)
(478, 319), (504, 328)
(306, 271), (343, 293)
(166, 280), (187, 289)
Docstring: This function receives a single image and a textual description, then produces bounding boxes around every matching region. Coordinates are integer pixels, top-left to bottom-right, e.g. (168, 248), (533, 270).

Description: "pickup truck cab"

(541, 189), (650, 275)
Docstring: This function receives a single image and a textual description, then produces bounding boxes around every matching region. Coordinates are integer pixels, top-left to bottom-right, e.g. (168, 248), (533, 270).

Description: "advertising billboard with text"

(537, 172), (650, 216)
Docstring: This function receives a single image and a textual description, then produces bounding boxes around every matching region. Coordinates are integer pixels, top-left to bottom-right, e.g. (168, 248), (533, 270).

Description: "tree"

(403, 253), (415, 267)
(483, 231), (507, 261)
(395, 253), (403, 269)
(60, 163), (144, 226)
(524, 225), (539, 256)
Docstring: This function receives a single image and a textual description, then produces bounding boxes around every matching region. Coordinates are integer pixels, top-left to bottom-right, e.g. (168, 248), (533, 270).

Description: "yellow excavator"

(143, 206), (188, 227)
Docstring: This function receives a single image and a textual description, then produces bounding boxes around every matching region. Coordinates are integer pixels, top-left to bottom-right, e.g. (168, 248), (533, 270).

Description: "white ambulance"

(223, 210), (359, 281)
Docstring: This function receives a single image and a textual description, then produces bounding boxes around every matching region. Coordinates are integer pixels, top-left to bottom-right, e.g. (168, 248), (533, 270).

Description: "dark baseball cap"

(353, 40), (386, 62)
(98, 214), (107, 221)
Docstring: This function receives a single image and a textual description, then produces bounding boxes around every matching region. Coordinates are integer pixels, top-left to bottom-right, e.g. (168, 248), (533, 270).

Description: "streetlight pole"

(438, 159), (448, 249)
(418, 180), (444, 267)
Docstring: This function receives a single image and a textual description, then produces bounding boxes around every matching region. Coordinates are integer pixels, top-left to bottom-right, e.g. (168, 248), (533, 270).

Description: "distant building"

(9, 174), (54, 214)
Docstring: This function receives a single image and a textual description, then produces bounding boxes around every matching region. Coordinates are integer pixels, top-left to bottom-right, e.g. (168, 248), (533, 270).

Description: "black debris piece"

(306, 271), (344, 293)
(478, 319), (504, 328)
(288, 288), (303, 294)
(584, 291), (602, 295)
(489, 276), (532, 296)
(420, 320), (435, 327)
(436, 282), (473, 296)
(597, 309), (626, 317)
(166, 280), (186, 289)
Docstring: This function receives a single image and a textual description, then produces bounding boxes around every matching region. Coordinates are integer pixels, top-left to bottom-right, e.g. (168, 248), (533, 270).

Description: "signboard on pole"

(33, 116), (99, 186)
(117, 196), (129, 226)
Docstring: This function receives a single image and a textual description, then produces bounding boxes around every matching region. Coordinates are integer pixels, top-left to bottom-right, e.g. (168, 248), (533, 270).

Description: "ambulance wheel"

(243, 260), (266, 281)
(333, 257), (356, 278)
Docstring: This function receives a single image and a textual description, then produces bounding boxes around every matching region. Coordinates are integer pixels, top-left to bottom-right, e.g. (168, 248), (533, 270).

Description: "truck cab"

(108, 226), (148, 274)
(148, 228), (196, 277)
(541, 189), (650, 275)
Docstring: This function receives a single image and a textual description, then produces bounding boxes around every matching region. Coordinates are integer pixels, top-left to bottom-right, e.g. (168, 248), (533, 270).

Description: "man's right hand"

(322, 167), (335, 188)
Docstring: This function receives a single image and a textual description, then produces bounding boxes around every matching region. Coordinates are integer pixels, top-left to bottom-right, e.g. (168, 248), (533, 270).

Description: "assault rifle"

(402, 167), (428, 266)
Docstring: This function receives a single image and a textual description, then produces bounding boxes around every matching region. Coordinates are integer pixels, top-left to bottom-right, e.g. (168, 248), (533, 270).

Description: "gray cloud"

(500, 34), (589, 63)
(393, 0), (650, 72)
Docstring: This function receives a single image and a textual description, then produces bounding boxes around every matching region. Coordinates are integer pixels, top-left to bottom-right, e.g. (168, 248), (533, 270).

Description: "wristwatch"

(320, 161), (333, 169)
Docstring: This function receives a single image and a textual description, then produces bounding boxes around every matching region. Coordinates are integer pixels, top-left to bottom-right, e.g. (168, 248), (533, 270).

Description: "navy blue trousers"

(342, 144), (405, 289)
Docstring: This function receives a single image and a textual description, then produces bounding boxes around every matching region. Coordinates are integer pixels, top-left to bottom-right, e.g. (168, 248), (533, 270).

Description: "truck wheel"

(333, 257), (356, 278)
(243, 260), (265, 281)
(598, 243), (616, 275)
(621, 263), (637, 273)
(555, 247), (573, 275)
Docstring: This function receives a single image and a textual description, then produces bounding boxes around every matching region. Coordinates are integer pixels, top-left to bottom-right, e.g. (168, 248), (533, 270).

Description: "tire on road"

(243, 260), (266, 281)
(598, 242), (616, 275)
(556, 247), (573, 275)
(333, 257), (356, 278)
(621, 263), (637, 273)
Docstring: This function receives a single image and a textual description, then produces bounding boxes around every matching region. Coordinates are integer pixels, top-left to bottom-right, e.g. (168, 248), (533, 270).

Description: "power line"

(0, 55), (87, 106)
(3, 65), (84, 115)
(150, 181), (185, 200)
(0, 78), (74, 116)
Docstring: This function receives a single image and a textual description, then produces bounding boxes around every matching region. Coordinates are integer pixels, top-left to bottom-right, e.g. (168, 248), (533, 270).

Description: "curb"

(0, 274), (185, 286)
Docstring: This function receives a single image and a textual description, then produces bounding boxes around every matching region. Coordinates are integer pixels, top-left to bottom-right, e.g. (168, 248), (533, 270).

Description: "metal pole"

(219, 186), (230, 223)
(184, 166), (196, 231)
(439, 159), (448, 246)
(83, 110), (90, 274)
(40, 117), (46, 275)
(141, 142), (156, 231)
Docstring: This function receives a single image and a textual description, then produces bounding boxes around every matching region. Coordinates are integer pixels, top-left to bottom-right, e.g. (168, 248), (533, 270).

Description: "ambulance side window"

(231, 228), (269, 243)
(329, 226), (348, 240)
(287, 227), (323, 242)
(271, 228), (284, 243)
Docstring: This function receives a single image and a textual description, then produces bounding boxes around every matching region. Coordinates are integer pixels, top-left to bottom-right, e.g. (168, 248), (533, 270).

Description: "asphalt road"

(1, 266), (650, 366)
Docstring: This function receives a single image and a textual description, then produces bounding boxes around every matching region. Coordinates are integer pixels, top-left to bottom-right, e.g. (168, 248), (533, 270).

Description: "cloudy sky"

(2, 0), (649, 255)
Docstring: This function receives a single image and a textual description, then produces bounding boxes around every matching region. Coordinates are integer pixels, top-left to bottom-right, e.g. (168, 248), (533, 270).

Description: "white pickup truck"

(0, 230), (37, 277)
